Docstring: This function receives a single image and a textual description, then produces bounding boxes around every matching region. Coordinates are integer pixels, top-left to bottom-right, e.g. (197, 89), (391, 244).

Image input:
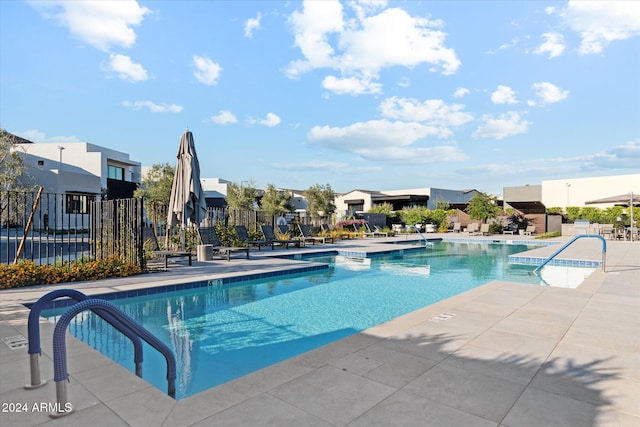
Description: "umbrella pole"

(631, 193), (634, 242)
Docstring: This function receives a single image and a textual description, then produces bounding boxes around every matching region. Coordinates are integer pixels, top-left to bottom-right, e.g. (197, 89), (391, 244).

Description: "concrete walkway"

(1, 234), (638, 426)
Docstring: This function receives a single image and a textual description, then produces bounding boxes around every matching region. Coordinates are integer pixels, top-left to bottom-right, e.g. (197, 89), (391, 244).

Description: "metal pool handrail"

(533, 234), (606, 274)
(26, 289), (144, 390)
(50, 299), (177, 417)
(408, 225), (431, 246)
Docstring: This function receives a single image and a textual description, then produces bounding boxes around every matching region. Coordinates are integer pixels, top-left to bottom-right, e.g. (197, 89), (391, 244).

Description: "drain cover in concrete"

(429, 312), (456, 323)
(1, 335), (29, 350)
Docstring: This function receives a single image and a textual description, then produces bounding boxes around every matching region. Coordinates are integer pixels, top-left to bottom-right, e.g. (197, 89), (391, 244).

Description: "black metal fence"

(90, 197), (144, 266)
(1, 190), (93, 266)
(2, 188), (320, 268)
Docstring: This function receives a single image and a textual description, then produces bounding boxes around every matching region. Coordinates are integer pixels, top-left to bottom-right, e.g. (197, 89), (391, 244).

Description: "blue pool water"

(41, 242), (594, 399)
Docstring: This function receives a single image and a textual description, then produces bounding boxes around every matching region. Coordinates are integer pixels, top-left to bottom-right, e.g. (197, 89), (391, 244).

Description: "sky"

(1, 0), (639, 197)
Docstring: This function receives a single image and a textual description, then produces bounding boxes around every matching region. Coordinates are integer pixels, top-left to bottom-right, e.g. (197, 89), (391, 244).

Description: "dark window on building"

(37, 160), (44, 166)
(65, 194), (95, 214)
(347, 203), (364, 212)
(108, 165), (124, 180)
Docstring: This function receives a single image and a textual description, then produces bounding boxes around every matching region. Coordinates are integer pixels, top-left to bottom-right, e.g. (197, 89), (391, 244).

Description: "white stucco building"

(335, 187), (478, 217)
(541, 174), (640, 210)
(12, 139), (141, 230)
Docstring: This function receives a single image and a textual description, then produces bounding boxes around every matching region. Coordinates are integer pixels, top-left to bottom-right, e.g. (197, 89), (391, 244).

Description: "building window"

(108, 165), (124, 180)
(347, 203), (364, 212)
(65, 194), (94, 214)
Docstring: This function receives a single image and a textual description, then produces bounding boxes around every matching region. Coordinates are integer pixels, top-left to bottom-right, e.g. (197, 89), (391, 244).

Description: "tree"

(226, 180), (258, 211)
(305, 183), (336, 219)
(1, 130), (35, 226)
(0, 129), (31, 193)
(465, 192), (500, 223)
(134, 163), (174, 234)
(261, 184), (292, 216)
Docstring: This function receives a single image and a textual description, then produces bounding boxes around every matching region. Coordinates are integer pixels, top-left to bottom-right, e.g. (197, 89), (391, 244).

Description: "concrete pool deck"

(1, 234), (638, 426)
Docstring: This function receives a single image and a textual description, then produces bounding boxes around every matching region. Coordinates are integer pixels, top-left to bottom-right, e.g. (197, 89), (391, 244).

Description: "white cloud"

(307, 119), (467, 163)
(210, 110), (237, 124)
(287, 0), (344, 77)
(105, 54), (148, 82)
(28, 0), (150, 51)
(309, 119), (439, 149)
(257, 113), (281, 127)
(583, 139), (640, 169)
(122, 100), (183, 113)
(453, 87), (469, 98)
(472, 112), (530, 140)
(322, 75), (382, 95)
(193, 55), (222, 85)
(244, 13), (261, 38)
(533, 32), (566, 58)
(379, 97), (473, 129)
(532, 82), (569, 104)
(287, 1), (460, 94)
(491, 85), (518, 104)
(397, 77), (410, 88)
(16, 130), (80, 143)
(562, 0), (640, 54)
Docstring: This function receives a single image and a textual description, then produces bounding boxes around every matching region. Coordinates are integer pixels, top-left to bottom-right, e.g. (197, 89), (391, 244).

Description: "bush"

(535, 231), (561, 239)
(489, 223), (504, 234)
(0, 256), (141, 289)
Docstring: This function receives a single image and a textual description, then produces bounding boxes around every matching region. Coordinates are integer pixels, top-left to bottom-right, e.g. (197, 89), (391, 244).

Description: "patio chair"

(465, 223), (480, 235)
(480, 223), (491, 235)
(298, 224), (334, 244)
(142, 228), (192, 269)
(523, 225), (536, 236)
(598, 224), (614, 240)
(198, 227), (249, 261)
(260, 224), (300, 249)
(448, 222), (461, 233)
(236, 225), (274, 251)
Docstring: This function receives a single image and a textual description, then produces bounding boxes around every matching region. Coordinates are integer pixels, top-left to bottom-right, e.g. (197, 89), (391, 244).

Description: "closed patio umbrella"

(166, 130), (207, 248)
(585, 192), (636, 241)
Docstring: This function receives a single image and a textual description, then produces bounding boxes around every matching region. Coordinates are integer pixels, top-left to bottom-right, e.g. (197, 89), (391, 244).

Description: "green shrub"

(0, 256), (141, 289)
(489, 223), (504, 234)
(535, 231), (561, 239)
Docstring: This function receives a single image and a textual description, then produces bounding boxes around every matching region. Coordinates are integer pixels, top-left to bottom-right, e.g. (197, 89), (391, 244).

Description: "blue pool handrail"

(51, 298), (176, 417)
(26, 289), (144, 389)
(533, 234), (606, 274)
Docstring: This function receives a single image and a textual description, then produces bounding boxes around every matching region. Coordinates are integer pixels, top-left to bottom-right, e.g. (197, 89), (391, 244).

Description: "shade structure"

(585, 192), (636, 241)
(166, 130), (207, 231)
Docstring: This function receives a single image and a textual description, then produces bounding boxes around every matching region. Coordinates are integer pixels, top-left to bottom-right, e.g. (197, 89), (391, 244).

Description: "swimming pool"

(41, 241), (594, 399)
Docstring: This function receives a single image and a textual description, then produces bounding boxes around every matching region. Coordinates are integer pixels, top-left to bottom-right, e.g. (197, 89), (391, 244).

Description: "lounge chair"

(236, 225), (274, 251)
(298, 224), (334, 244)
(448, 222), (461, 233)
(198, 227), (249, 261)
(523, 225), (536, 236)
(143, 228), (192, 268)
(260, 224), (300, 249)
(480, 224), (491, 235)
(465, 223), (480, 235)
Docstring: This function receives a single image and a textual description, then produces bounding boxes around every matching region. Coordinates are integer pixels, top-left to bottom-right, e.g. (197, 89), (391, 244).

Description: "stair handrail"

(409, 225), (431, 245)
(533, 234), (606, 274)
(26, 289), (144, 389)
(50, 298), (176, 417)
